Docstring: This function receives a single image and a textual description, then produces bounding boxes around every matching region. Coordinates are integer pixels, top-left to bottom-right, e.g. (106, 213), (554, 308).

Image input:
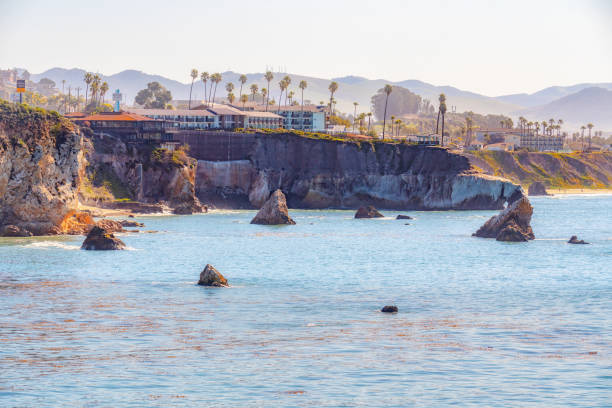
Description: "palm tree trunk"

(85, 84), (89, 107)
(278, 89), (283, 114)
(441, 114), (445, 145)
(189, 79), (194, 109)
(382, 96), (389, 138)
(301, 89), (304, 130)
(435, 110), (440, 134)
(203, 83), (208, 107)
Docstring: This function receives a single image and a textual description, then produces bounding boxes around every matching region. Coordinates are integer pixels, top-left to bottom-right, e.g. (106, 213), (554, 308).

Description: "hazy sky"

(1, 0), (610, 96)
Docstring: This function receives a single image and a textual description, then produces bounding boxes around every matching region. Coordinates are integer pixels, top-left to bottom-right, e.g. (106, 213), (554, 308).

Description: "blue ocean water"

(1, 195), (611, 407)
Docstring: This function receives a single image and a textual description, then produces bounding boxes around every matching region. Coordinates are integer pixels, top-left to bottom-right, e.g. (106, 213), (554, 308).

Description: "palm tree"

(352, 102), (359, 132)
(261, 88), (267, 104)
(250, 84), (258, 102)
(188, 69), (198, 109)
(225, 82), (235, 103)
(83, 72), (93, 107)
(299, 80), (307, 130)
(210, 73), (222, 107)
(200, 72), (209, 107)
(367, 112), (372, 132)
(580, 125), (586, 151)
(264, 71), (274, 111)
(227, 92), (235, 104)
(557, 119), (563, 136)
(282, 75), (291, 106)
(464, 115), (474, 149)
(328, 81), (338, 116)
(100, 82), (109, 105)
(90, 74), (101, 106)
(439, 94), (447, 145)
(587, 123), (594, 151)
(277, 79), (287, 113)
(395, 119), (402, 137)
(390, 115), (395, 136)
(382, 84), (392, 138)
(288, 91), (295, 105)
(240, 94), (249, 109)
(238, 74), (247, 99)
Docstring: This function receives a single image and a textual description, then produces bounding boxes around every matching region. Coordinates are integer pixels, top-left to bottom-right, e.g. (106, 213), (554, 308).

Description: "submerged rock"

(568, 235), (589, 245)
(197, 264), (229, 287)
(381, 305), (398, 313)
(0, 225), (33, 237)
(355, 206), (384, 219)
(473, 195), (535, 242)
(250, 190), (296, 225)
(396, 214), (413, 220)
(81, 226), (126, 250)
(528, 182), (550, 196)
(120, 220), (144, 227)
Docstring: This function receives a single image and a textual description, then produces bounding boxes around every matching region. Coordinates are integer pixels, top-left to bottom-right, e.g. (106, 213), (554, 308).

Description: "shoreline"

(545, 188), (612, 195)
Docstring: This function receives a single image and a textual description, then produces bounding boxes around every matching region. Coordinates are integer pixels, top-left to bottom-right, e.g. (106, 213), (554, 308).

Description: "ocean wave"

(25, 241), (80, 250)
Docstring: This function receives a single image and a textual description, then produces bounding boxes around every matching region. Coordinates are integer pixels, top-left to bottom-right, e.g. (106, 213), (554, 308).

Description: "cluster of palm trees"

(189, 70), (223, 109)
(580, 123), (595, 151)
(83, 72), (109, 110)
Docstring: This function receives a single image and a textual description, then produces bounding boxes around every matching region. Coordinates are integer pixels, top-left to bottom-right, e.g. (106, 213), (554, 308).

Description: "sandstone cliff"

(194, 133), (524, 210)
(80, 132), (203, 213)
(466, 150), (612, 190)
(0, 101), (83, 235)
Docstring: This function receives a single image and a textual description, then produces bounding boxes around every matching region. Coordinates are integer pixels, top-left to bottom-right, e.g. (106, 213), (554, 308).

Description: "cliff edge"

(0, 101), (83, 235)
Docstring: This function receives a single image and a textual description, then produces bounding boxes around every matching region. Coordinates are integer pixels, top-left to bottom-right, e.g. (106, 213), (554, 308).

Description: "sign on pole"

(16, 79), (26, 93)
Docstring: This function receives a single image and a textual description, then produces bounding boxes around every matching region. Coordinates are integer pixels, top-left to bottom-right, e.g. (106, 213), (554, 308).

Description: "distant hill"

(497, 83), (612, 107)
(29, 67), (611, 129)
(514, 87), (612, 130)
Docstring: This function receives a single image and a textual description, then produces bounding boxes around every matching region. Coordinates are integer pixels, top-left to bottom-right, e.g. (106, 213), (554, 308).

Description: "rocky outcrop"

(381, 306), (398, 313)
(197, 264), (229, 287)
(568, 235), (589, 244)
(396, 215), (413, 220)
(528, 182), (550, 196)
(0, 101), (83, 235)
(193, 133), (524, 210)
(473, 195), (535, 242)
(81, 226), (125, 250)
(0, 225), (33, 237)
(355, 206), (384, 218)
(80, 133), (205, 214)
(120, 220), (144, 227)
(251, 189), (296, 225)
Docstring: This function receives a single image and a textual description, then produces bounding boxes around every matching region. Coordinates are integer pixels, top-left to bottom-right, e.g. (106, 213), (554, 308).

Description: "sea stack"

(528, 182), (550, 196)
(198, 264), (229, 287)
(355, 206), (384, 219)
(568, 235), (589, 244)
(81, 226), (126, 250)
(250, 190), (296, 225)
(473, 195), (535, 242)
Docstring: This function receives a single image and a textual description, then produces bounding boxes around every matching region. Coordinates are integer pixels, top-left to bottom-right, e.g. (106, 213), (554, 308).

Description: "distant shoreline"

(545, 188), (612, 195)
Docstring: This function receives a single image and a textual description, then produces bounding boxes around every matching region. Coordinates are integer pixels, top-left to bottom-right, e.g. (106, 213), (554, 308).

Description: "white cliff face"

(193, 134), (526, 210)
(0, 128), (83, 235)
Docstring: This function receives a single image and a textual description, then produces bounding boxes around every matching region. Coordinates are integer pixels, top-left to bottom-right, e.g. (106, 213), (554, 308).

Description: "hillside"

(514, 87), (612, 129)
(497, 82), (612, 107)
(465, 150), (612, 189)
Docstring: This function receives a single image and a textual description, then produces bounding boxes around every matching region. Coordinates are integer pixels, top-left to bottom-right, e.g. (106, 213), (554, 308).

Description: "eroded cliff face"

(195, 133), (524, 210)
(82, 133), (203, 212)
(0, 102), (83, 235)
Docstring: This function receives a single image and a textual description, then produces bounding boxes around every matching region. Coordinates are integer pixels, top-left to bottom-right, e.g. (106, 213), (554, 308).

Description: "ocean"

(1, 195), (610, 407)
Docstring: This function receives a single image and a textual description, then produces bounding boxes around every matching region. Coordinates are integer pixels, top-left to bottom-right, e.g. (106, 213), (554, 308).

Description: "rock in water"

(528, 182), (550, 196)
(120, 220), (144, 227)
(0, 225), (33, 237)
(381, 305), (398, 313)
(355, 206), (384, 219)
(197, 264), (229, 287)
(250, 190), (296, 225)
(81, 226), (126, 250)
(473, 196), (535, 242)
(568, 235), (589, 244)
(396, 214), (413, 220)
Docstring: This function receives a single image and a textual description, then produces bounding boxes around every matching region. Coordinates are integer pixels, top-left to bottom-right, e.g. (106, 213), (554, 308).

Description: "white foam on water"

(25, 241), (80, 250)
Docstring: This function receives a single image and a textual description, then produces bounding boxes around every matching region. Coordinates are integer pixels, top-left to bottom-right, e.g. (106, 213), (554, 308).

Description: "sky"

(0, 0), (610, 96)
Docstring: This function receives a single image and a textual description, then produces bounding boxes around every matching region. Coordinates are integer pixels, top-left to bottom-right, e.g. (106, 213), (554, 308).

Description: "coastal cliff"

(0, 101), (83, 235)
(81, 132), (203, 213)
(466, 150), (612, 190)
(194, 133), (524, 210)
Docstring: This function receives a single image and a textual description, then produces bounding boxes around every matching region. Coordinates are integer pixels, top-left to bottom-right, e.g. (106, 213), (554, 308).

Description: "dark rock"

(0, 225), (33, 237)
(528, 182), (550, 196)
(96, 219), (125, 233)
(355, 206), (384, 219)
(128, 214), (135, 218)
(197, 264), (229, 287)
(568, 235), (589, 244)
(173, 200), (206, 215)
(81, 226), (126, 250)
(396, 214), (413, 220)
(120, 220), (144, 227)
(251, 190), (296, 225)
(381, 305), (398, 313)
(473, 196), (535, 242)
